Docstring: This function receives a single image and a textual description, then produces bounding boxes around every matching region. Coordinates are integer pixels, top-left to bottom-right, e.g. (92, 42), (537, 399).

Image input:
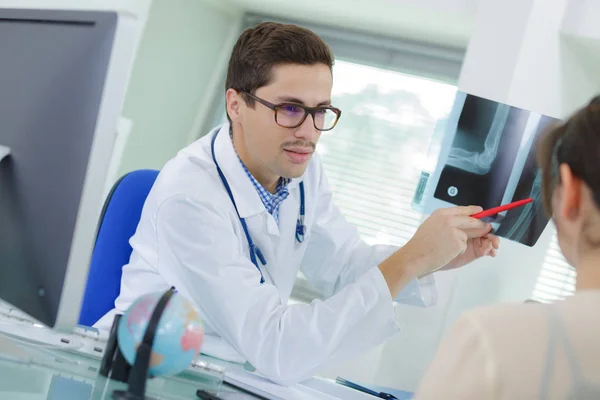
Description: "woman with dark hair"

(416, 97), (600, 399)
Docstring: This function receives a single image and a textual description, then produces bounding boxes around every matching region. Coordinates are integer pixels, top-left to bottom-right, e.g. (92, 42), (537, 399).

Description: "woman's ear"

(226, 89), (243, 123)
(558, 163), (582, 221)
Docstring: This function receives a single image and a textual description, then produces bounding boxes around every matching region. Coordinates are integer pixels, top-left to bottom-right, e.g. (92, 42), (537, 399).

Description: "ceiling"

(225, 0), (480, 48)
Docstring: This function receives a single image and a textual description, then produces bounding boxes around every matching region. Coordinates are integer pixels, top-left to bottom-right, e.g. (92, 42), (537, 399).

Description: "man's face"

(228, 63), (333, 184)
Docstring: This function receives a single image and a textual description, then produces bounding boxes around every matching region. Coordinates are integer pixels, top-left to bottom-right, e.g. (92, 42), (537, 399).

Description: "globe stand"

(100, 314), (131, 383)
(112, 287), (176, 400)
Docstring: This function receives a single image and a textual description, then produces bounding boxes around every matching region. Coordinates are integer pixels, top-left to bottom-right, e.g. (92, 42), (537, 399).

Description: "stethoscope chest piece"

(295, 215), (305, 243)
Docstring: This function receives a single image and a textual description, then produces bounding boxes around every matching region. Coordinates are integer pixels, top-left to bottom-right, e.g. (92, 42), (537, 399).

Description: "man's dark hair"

(225, 22), (334, 117)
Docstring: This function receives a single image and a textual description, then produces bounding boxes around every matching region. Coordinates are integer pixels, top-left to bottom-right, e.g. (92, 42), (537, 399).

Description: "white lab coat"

(96, 123), (436, 385)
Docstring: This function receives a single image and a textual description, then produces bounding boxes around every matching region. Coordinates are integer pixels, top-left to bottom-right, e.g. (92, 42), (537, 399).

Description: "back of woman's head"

(537, 96), (600, 264)
(537, 96), (600, 214)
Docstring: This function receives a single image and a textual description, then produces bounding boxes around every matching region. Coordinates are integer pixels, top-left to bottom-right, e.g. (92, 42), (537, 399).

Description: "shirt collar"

(242, 165), (289, 225)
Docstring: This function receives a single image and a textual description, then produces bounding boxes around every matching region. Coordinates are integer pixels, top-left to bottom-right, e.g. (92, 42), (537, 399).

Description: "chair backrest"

(78, 169), (159, 326)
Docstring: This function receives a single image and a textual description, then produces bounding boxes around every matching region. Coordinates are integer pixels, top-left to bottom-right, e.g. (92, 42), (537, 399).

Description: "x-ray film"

(415, 92), (561, 247)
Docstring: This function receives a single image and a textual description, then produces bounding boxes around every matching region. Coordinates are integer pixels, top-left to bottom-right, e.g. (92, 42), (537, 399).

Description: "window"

(319, 60), (457, 246)
(290, 61), (458, 301)
(532, 228), (576, 302)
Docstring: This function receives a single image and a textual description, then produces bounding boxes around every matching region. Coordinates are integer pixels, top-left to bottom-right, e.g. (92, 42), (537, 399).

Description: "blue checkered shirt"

(237, 158), (291, 224)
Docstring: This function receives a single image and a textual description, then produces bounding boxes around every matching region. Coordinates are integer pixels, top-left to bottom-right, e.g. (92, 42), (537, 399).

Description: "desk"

(0, 331), (264, 400)
(0, 330), (378, 400)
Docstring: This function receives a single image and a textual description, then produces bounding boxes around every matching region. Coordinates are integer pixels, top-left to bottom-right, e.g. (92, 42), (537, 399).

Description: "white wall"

(560, 1), (600, 115)
(231, 0), (478, 47)
(116, 0), (242, 176)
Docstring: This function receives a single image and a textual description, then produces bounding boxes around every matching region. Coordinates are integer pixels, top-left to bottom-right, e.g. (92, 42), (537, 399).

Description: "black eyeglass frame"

(241, 91), (342, 131)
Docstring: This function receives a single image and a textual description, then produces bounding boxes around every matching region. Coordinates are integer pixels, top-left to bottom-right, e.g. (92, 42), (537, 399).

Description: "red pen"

(471, 198), (533, 219)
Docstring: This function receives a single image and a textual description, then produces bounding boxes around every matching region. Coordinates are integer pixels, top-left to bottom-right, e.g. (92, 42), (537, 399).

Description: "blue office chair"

(78, 169), (159, 327)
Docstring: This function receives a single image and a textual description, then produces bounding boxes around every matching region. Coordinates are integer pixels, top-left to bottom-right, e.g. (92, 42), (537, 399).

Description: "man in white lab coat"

(96, 22), (499, 385)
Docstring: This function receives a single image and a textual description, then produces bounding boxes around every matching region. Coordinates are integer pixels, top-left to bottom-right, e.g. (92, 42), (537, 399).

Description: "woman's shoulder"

(453, 295), (598, 369)
(464, 292), (600, 334)
(417, 302), (553, 399)
(460, 301), (553, 341)
(468, 299), (549, 320)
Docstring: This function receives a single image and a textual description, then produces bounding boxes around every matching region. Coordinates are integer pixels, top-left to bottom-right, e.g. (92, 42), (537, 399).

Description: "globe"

(117, 291), (204, 377)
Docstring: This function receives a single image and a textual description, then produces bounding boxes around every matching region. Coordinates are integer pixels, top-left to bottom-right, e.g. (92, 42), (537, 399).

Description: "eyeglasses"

(241, 91), (342, 131)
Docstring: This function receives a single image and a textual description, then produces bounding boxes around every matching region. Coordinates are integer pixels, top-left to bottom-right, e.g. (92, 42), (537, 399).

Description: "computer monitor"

(0, 8), (139, 329)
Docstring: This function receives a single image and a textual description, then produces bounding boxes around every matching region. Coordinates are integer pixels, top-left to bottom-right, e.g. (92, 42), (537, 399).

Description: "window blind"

(317, 114), (429, 247)
(532, 232), (576, 302)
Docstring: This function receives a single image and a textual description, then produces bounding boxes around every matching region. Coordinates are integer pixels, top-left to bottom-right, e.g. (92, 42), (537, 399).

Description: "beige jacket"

(417, 290), (600, 399)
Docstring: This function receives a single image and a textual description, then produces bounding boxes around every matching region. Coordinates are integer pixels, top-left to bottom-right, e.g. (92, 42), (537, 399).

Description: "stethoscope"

(211, 132), (305, 284)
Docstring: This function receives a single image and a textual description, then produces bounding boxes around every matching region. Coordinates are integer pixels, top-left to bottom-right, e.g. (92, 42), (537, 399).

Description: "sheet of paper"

(225, 369), (340, 400)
